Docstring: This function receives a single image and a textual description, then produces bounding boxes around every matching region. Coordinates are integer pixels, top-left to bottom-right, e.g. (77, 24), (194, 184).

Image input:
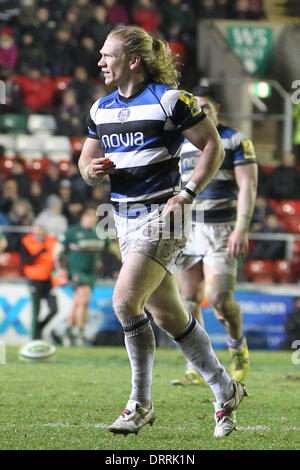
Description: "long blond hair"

(108, 26), (180, 89)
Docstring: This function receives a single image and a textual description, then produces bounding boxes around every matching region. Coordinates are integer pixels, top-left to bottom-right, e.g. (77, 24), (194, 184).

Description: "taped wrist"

(180, 181), (199, 202)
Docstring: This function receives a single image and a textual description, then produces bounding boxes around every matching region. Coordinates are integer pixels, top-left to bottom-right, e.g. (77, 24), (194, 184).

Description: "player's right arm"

(182, 116), (225, 195)
(78, 138), (116, 185)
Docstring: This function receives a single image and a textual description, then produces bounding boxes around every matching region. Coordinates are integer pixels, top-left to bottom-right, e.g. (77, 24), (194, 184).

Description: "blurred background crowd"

(1, 0), (300, 284)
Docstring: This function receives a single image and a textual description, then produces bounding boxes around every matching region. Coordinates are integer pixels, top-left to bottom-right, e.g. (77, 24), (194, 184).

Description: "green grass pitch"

(1, 346), (300, 450)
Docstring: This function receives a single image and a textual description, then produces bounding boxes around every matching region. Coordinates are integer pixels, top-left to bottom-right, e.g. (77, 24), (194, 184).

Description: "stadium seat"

(293, 239), (300, 254)
(15, 134), (45, 161)
(58, 159), (72, 175)
(0, 114), (27, 134)
(25, 157), (49, 180)
(0, 252), (22, 278)
(0, 156), (15, 177)
(43, 135), (72, 161)
(53, 76), (72, 92)
(271, 200), (300, 217)
(0, 134), (16, 156)
(27, 114), (57, 135)
(71, 137), (84, 154)
(262, 165), (274, 175)
(243, 259), (274, 284)
(281, 216), (300, 234)
(273, 259), (294, 283)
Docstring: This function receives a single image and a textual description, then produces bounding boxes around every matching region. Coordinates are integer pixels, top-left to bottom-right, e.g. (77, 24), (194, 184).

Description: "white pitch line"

(3, 423), (300, 432)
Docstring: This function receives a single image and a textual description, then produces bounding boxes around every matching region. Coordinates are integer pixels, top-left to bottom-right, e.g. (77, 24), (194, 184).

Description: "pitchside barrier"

(0, 279), (296, 350)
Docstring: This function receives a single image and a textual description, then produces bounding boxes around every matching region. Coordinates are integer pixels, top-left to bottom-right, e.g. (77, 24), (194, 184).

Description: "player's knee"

(182, 299), (201, 316)
(206, 289), (234, 314)
(112, 299), (142, 321)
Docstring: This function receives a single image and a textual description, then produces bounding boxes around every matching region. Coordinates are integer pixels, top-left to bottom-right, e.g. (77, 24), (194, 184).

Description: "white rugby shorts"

(176, 222), (237, 275)
(114, 207), (191, 275)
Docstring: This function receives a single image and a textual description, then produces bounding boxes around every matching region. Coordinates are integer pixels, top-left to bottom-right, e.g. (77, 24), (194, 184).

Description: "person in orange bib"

(21, 223), (59, 339)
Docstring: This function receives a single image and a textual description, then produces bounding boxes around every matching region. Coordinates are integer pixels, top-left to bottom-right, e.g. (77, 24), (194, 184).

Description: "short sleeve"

(172, 91), (206, 131)
(87, 99), (100, 140)
(232, 132), (257, 166)
(161, 89), (206, 131)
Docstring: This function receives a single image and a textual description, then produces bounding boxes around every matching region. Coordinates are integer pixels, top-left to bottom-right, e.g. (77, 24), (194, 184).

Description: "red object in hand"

(103, 159), (111, 164)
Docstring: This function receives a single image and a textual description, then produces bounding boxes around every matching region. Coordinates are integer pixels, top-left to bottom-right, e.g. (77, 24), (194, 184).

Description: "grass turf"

(1, 346), (300, 451)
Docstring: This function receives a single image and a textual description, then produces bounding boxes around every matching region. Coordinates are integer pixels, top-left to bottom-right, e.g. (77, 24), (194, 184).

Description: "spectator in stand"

(161, 0), (195, 38)
(256, 163), (271, 197)
(232, 0), (251, 19)
(16, 30), (47, 74)
(41, 162), (60, 196)
(14, 64), (54, 113)
(90, 184), (110, 207)
(36, 0), (66, 23)
(165, 24), (186, 66)
(57, 178), (83, 225)
(48, 27), (76, 77)
(247, 0), (265, 20)
(25, 6), (57, 50)
(267, 152), (300, 200)
(0, 26), (18, 72)
(84, 5), (112, 49)
(28, 180), (47, 216)
(0, 66), (23, 113)
(195, 0), (227, 19)
(0, 178), (19, 215)
(61, 6), (83, 43)
(160, 0), (195, 71)
(8, 198), (34, 226)
(7, 198), (34, 251)
(56, 88), (84, 137)
(34, 194), (68, 239)
(103, 0), (130, 27)
(64, 162), (89, 202)
(10, 157), (30, 198)
(250, 195), (275, 233)
(74, 35), (100, 77)
(17, 0), (36, 28)
(73, 0), (94, 27)
(132, 0), (161, 33)
(248, 214), (287, 260)
(68, 65), (95, 112)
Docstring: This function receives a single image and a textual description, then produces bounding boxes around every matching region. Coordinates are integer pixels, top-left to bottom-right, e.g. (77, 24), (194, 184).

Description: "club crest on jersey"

(118, 108), (130, 123)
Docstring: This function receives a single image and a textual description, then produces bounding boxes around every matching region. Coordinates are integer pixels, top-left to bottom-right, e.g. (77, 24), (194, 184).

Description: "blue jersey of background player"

(173, 85), (258, 387)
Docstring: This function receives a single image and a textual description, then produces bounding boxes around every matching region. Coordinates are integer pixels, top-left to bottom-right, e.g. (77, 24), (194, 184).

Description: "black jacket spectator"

(267, 152), (300, 200)
(248, 214), (287, 260)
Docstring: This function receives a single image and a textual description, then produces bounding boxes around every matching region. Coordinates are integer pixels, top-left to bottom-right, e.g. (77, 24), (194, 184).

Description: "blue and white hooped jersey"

(87, 82), (205, 213)
(181, 124), (257, 223)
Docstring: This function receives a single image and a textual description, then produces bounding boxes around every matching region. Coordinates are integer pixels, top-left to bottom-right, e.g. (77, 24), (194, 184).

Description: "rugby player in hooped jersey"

(78, 25), (248, 438)
(172, 86), (257, 387)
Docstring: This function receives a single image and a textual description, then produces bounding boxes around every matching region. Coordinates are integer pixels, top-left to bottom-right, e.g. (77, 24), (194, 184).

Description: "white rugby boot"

(213, 381), (248, 438)
(108, 399), (155, 435)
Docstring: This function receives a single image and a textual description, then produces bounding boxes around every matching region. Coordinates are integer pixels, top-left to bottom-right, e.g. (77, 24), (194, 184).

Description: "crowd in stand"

(0, 0), (266, 118)
(4, 0), (300, 283)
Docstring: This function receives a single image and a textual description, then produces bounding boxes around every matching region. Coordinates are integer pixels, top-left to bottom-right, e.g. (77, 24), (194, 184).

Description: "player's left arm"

(228, 163), (258, 258)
